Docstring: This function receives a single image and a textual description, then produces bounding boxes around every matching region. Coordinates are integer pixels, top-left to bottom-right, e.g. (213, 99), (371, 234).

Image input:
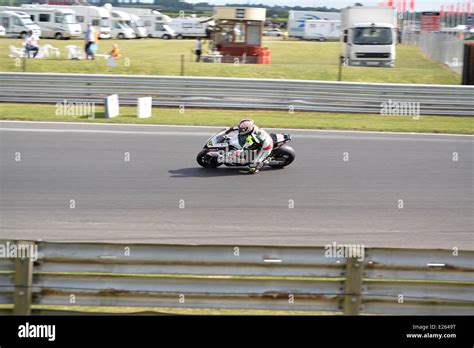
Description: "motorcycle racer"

(226, 119), (273, 173)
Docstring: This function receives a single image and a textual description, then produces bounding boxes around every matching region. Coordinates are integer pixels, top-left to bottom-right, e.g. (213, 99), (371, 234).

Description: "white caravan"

(29, 5), (111, 39)
(0, 10), (41, 38)
(19, 5), (82, 39)
(117, 7), (175, 39)
(168, 17), (209, 39)
(341, 6), (398, 67)
(304, 20), (341, 41)
(0, 25), (5, 36)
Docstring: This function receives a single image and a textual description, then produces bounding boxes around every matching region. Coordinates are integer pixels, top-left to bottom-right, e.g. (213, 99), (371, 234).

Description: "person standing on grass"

(195, 37), (202, 62)
(84, 23), (96, 60)
(24, 30), (39, 58)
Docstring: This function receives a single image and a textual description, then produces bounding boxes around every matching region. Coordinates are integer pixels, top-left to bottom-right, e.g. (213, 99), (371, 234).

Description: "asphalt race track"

(0, 121), (472, 249)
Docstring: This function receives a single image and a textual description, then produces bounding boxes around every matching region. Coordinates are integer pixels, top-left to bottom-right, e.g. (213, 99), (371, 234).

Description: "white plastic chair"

(39, 44), (60, 59)
(8, 45), (26, 58)
(65, 45), (84, 60)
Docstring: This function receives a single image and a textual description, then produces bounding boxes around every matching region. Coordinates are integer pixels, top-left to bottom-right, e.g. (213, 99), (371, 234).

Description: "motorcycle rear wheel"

(269, 145), (296, 168)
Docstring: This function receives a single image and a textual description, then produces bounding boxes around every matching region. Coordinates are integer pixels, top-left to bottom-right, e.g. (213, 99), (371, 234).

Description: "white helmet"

(238, 119), (255, 135)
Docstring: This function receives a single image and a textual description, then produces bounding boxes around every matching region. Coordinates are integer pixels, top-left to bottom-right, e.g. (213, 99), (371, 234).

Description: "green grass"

(0, 103), (472, 134)
(0, 38), (460, 84)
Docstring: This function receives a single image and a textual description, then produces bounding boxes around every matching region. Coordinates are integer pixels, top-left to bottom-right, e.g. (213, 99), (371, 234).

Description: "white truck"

(168, 17), (210, 39)
(341, 6), (398, 68)
(117, 7), (175, 39)
(288, 11), (341, 38)
(304, 20), (341, 41)
(0, 10), (41, 38)
(29, 5), (111, 39)
(17, 5), (82, 39)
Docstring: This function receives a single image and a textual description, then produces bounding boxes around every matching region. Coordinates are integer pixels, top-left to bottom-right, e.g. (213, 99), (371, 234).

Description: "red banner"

(440, 4), (445, 17)
(410, 0), (415, 12)
(421, 12), (441, 31)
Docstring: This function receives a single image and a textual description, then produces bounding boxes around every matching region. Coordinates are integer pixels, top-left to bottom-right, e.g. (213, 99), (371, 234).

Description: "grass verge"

(0, 103), (472, 134)
(0, 39), (460, 85)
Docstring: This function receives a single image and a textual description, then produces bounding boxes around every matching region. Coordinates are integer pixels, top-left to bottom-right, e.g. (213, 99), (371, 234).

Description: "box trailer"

(288, 10), (341, 38)
(303, 20), (341, 41)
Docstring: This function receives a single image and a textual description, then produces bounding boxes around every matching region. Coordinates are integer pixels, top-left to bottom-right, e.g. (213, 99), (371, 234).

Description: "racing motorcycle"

(196, 128), (295, 170)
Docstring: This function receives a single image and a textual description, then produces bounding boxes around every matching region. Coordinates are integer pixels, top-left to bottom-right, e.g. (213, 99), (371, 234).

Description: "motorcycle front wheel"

(196, 149), (223, 168)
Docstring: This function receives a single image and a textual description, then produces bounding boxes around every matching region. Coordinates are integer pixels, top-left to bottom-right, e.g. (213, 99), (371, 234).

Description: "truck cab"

(342, 22), (396, 67)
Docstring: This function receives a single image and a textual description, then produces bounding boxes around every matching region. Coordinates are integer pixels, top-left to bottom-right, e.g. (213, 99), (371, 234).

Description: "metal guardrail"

(0, 240), (473, 315)
(0, 72), (473, 116)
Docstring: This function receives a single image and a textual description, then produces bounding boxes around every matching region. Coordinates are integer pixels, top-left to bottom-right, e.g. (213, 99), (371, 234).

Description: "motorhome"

(128, 13), (147, 38)
(341, 6), (398, 67)
(0, 10), (41, 38)
(118, 7), (175, 39)
(303, 20), (341, 41)
(18, 5), (82, 39)
(109, 10), (136, 39)
(29, 5), (111, 39)
(288, 11), (341, 38)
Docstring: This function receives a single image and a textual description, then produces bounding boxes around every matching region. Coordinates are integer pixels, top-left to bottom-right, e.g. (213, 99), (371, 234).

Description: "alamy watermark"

(0, 241), (38, 262)
(55, 100), (96, 118)
(324, 242), (365, 261)
(216, 148), (260, 164)
(380, 99), (420, 119)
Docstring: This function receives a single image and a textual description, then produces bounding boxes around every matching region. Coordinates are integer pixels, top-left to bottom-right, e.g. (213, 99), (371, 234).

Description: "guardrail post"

(343, 257), (363, 315)
(13, 241), (35, 315)
(338, 56), (343, 81)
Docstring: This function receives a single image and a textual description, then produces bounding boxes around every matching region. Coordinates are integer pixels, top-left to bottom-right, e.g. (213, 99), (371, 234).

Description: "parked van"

(19, 5), (82, 39)
(169, 17), (209, 39)
(0, 10), (41, 38)
(29, 5), (111, 39)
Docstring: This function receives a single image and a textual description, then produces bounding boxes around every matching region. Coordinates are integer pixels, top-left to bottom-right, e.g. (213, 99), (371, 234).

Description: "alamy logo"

(0, 242), (38, 261)
(324, 242), (365, 261)
(18, 322), (56, 341)
(55, 100), (95, 118)
(380, 99), (420, 119)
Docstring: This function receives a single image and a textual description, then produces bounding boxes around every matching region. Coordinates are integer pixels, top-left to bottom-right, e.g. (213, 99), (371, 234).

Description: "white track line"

(0, 127), (471, 142)
(0, 120), (472, 137)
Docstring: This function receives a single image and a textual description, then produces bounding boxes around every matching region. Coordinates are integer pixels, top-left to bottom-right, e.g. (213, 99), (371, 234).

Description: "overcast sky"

(185, 0), (457, 11)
